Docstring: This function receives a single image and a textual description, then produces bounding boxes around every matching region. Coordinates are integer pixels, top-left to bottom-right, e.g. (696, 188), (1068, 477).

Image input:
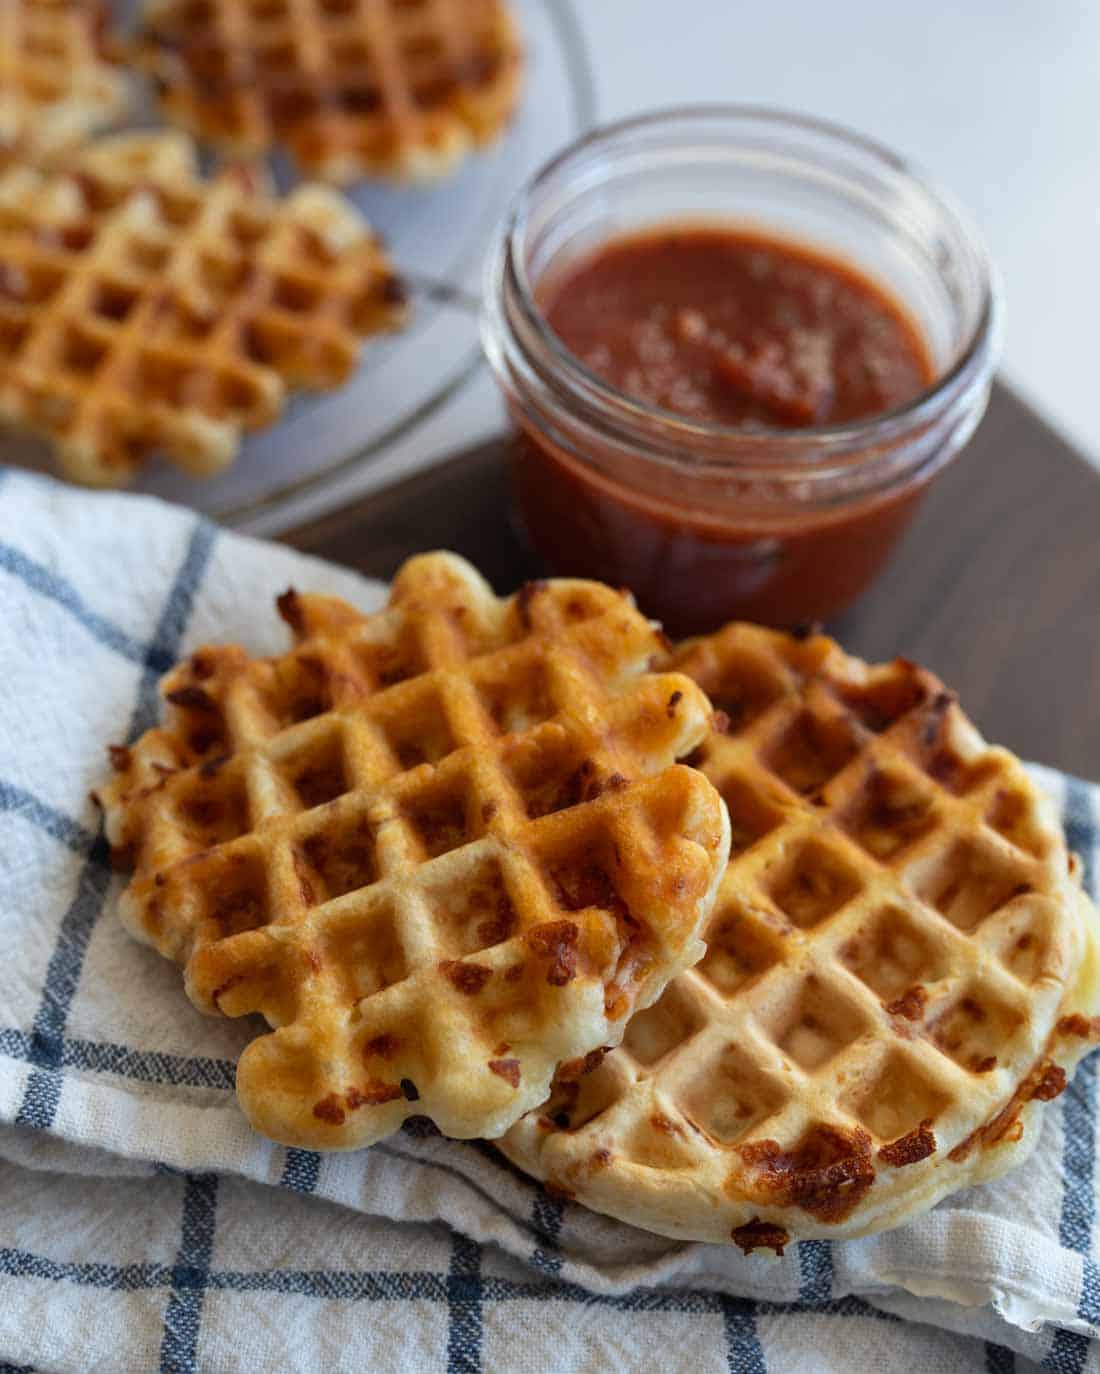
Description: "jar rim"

(494, 103), (1001, 462)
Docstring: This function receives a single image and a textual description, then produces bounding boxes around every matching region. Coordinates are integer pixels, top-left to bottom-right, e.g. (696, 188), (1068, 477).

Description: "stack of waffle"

(0, 0), (526, 486)
(97, 553), (1100, 1250)
(96, 554), (731, 1150)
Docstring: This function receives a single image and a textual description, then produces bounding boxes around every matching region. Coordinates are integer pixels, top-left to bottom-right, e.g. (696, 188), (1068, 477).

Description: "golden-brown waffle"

(95, 554), (730, 1150)
(500, 623), (1100, 1247)
(0, 1), (128, 167)
(136, 0), (524, 184)
(0, 131), (407, 486)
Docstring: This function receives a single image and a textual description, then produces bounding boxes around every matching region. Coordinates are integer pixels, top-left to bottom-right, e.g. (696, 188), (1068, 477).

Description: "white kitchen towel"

(1, 467), (1098, 1374)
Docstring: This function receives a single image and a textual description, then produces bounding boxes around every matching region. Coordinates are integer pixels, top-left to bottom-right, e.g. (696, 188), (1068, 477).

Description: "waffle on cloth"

(94, 554), (731, 1150)
(0, 1), (128, 168)
(135, 0), (524, 183)
(0, 130), (406, 486)
(500, 622), (1100, 1249)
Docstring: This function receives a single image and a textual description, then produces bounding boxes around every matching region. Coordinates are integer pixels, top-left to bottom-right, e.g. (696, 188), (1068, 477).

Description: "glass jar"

(482, 106), (1001, 635)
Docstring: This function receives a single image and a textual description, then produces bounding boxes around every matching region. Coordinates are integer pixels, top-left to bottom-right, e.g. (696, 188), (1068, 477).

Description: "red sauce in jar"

(508, 225), (941, 634)
(540, 227), (934, 428)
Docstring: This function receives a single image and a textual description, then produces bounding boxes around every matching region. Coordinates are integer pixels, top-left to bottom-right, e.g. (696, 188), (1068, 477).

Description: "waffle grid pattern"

(501, 624), (1097, 1244)
(0, 1), (128, 166)
(0, 132), (406, 483)
(97, 554), (728, 1149)
(138, 0), (524, 182)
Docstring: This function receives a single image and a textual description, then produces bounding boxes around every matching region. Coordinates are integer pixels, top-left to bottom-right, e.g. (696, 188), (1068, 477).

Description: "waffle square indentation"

(280, 729), (349, 810)
(676, 1045), (786, 1144)
(261, 653), (334, 730)
(507, 738), (602, 822)
(540, 1060), (621, 1134)
(425, 857), (518, 959)
(759, 974), (868, 1073)
(840, 767), (939, 862)
(299, 815), (377, 900)
(377, 686), (456, 770)
(762, 709), (861, 795)
(718, 773), (785, 857)
(696, 898), (785, 997)
(621, 983), (704, 1067)
(322, 900), (407, 1004)
(839, 904), (946, 1003)
(192, 849), (270, 938)
(916, 741), (1000, 797)
(829, 672), (928, 734)
(59, 323), (108, 375)
(125, 236), (171, 274)
(329, 35), (370, 68)
(91, 281), (139, 322)
(273, 273), (322, 314)
(167, 685), (228, 758)
(908, 838), (1032, 933)
(707, 654), (787, 734)
(764, 840), (862, 930)
(841, 1048), (949, 1142)
(353, 632), (425, 691)
(402, 780), (477, 860)
(174, 769), (250, 847)
(476, 657), (556, 736)
(930, 985), (1026, 1073)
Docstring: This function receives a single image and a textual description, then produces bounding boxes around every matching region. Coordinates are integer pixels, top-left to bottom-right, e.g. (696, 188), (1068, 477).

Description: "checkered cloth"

(1, 468), (1098, 1374)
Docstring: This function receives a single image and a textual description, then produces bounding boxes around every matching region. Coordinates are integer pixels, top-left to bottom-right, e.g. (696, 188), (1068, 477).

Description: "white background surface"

(575, 0), (1100, 466)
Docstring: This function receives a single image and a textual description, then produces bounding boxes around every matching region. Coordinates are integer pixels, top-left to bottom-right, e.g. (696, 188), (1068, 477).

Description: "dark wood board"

(284, 381), (1100, 779)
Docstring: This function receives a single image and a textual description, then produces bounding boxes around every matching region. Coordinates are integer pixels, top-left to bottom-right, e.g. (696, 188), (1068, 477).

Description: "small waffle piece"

(136, 0), (524, 184)
(0, 1), (128, 168)
(95, 554), (730, 1150)
(0, 131), (406, 486)
(500, 624), (1100, 1246)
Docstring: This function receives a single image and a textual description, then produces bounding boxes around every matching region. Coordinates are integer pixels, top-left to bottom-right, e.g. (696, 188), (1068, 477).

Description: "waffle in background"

(0, 131), (407, 486)
(136, 0), (524, 184)
(500, 623), (1100, 1248)
(95, 554), (730, 1150)
(0, 0), (129, 168)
